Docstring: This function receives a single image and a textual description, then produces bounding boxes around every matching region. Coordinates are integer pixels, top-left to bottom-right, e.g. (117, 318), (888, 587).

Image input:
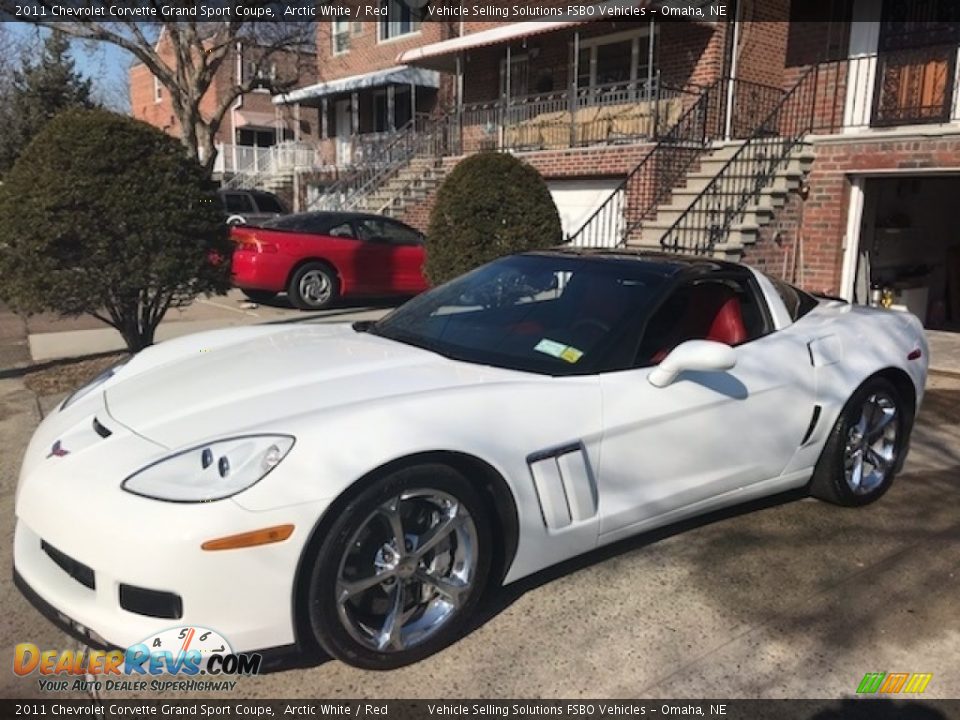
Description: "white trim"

(332, 19), (350, 56)
(377, 0), (422, 44)
(153, 76), (162, 103)
(572, 26), (653, 91)
(840, 176), (865, 302)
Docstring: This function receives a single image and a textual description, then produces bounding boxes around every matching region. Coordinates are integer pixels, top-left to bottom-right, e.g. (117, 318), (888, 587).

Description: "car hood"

(104, 323), (496, 449)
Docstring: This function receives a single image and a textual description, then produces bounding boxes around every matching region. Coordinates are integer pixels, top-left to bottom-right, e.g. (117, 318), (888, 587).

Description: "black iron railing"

(309, 114), (456, 212)
(659, 66), (820, 256)
(566, 81), (729, 248)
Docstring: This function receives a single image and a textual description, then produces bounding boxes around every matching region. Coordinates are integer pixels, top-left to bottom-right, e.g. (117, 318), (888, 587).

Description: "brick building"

(129, 28), (320, 192)
(153, 1), (958, 333)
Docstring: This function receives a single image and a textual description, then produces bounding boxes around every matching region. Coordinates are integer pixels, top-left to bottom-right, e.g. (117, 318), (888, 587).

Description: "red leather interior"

(652, 284), (747, 362)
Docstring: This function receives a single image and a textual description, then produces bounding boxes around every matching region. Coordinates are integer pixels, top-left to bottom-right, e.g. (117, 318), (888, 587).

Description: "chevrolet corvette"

(14, 250), (928, 670)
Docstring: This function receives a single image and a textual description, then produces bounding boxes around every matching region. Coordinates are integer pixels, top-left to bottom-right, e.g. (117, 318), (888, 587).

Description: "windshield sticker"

(534, 339), (584, 364)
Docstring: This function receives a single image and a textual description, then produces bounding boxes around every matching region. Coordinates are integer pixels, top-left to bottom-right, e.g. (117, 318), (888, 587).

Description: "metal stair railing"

(309, 114), (452, 212)
(659, 66), (819, 255)
(565, 80), (723, 248)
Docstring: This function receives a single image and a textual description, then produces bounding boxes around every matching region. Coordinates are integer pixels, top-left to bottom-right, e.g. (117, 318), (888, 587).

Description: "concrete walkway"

(2, 290), (400, 364)
(928, 330), (960, 376)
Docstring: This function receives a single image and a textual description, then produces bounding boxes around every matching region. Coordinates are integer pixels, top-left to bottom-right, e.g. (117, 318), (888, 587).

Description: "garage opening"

(852, 175), (960, 332)
(548, 178), (623, 242)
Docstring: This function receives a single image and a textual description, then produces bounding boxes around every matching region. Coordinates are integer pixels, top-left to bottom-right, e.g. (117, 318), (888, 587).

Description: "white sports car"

(14, 250), (928, 670)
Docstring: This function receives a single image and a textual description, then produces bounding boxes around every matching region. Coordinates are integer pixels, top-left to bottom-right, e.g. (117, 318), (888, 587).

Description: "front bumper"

(14, 400), (331, 654)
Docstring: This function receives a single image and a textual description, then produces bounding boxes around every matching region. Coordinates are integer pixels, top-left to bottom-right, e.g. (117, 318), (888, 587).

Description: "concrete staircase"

(627, 139), (816, 259)
(350, 158), (449, 218)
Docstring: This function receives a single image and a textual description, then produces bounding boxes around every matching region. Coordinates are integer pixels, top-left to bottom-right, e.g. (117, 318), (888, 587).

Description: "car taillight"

(237, 237), (278, 254)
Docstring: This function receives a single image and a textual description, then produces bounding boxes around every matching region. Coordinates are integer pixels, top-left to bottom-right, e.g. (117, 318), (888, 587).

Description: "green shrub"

(425, 152), (562, 284)
(0, 108), (232, 351)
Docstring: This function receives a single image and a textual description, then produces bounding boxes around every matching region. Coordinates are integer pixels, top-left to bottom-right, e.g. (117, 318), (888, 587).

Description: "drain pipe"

(723, 0), (741, 141)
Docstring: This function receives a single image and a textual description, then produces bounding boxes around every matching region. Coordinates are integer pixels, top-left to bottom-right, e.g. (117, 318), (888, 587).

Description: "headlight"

(61, 359), (129, 411)
(121, 435), (295, 502)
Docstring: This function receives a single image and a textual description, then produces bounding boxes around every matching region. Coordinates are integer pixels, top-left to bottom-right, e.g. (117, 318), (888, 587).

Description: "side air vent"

(528, 443), (598, 530)
(92, 417), (112, 438)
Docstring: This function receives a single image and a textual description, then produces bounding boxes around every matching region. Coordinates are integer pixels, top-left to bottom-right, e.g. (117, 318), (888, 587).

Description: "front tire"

(810, 377), (908, 507)
(288, 263), (338, 310)
(307, 464), (491, 670)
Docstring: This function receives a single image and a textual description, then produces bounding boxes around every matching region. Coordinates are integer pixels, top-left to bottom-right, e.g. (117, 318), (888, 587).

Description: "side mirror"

(648, 340), (737, 388)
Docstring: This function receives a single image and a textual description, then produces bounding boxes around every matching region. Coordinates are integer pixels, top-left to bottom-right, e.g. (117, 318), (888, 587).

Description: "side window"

(380, 220), (423, 245)
(223, 193), (255, 213)
(252, 194), (285, 214)
(327, 221), (355, 238)
(767, 275), (819, 321)
(636, 277), (769, 367)
(355, 219), (385, 242)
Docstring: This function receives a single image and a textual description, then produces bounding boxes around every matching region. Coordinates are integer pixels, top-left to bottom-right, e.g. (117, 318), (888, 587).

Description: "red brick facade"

(742, 135), (960, 294)
(130, 33), (319, 151)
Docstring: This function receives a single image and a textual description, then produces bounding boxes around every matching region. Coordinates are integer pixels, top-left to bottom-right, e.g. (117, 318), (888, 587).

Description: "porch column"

(648, 20), (656, 137)
(457, 54), (464, 148)
(504, 45), (511, 149)
(294, 102), (301, 143)
(321, 97), (329, 140)
(570, 32), (580, 148)
(647, 20), (655, 101)
(410, 82), (417, 127)
(387, 84), (396, 131)
(351, 91), (359, 136)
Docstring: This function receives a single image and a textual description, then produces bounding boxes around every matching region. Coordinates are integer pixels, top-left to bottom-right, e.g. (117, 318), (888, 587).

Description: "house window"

(575, 30), (652, 92)
(332, 18), (350, 55)
(378, 0), (421, 42)
(153, 76), (162, 102)
(247, 61), (277, 90)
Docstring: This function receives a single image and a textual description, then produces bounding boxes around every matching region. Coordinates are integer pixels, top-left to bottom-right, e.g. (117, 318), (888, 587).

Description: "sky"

(6, 21), (133, 113)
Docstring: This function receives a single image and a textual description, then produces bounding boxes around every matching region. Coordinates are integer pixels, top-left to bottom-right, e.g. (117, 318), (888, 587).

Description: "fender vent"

(528, 443), (597, 530)
(801, 405), (822, 445)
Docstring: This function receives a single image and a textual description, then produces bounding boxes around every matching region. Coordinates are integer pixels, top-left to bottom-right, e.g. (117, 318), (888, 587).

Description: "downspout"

(230, 41), (244, 174)
(723, 0), (741, 141)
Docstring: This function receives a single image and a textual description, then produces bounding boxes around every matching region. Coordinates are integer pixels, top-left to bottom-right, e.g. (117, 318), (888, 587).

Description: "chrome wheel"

(334, 489), (478, 652)
(299, 270), (332, 307)
(844, 391), (898, 495)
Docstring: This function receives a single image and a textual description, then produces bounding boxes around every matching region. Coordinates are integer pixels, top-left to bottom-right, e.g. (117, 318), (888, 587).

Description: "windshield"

(371, 254), (669, 375)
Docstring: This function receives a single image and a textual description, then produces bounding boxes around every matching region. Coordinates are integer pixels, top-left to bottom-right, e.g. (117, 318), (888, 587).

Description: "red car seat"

(651, 283), (747, 362)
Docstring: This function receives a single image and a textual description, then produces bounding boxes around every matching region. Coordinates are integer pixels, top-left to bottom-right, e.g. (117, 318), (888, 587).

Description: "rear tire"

(241, 289), (276, 304)
(306, 464), (491, 670)
(809, 376), (908, 507)
(288, 262), (338, 311)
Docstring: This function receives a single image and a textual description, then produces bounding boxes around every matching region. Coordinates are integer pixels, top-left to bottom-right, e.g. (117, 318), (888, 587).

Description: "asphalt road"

(2, 365), (958, 701)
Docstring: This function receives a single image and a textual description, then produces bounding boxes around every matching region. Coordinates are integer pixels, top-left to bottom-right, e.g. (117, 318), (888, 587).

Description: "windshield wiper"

(352, 320), (376, 333)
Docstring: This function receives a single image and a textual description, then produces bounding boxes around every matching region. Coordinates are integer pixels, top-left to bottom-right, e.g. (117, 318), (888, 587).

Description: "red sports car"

(230, 212), (429, 310)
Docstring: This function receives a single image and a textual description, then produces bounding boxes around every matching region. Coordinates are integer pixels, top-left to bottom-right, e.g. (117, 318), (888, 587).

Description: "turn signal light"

(201, 524), (294, 551)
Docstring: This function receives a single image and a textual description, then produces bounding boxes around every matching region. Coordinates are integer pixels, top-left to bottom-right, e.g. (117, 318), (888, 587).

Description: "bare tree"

(7, 16), (315, 174)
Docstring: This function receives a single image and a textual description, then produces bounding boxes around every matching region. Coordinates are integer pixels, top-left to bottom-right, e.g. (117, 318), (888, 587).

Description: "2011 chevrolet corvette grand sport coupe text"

(14, 250), (928, 670)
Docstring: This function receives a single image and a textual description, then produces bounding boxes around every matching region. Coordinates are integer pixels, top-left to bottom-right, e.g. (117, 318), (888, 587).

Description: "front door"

(596, 275), (816, 541)
(871, 0), (960, 126)
(335, 99), (353, 166)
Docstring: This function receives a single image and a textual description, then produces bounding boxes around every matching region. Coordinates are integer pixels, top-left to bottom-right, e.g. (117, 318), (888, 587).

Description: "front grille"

(41, 541), (96, 590)
(119, 584), (183, 619)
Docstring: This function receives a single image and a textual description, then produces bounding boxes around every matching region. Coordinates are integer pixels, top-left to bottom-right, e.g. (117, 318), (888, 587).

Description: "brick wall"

(130, 35), (318, 146)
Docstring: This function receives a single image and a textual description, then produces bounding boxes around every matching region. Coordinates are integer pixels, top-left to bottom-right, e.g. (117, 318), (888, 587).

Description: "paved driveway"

(1, 368), (958, 700)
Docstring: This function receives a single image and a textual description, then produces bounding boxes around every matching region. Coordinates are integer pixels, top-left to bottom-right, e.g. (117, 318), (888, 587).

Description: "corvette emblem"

(47, 440), (69, 459)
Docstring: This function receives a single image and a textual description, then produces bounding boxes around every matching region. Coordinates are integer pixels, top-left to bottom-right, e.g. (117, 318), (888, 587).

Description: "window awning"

(397, 1), (718, 72)
(273, 66), (440, 106)
(397, 21), (592, 72)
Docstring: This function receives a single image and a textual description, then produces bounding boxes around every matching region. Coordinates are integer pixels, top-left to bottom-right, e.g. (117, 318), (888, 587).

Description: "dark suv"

(218, 190), (289, 226)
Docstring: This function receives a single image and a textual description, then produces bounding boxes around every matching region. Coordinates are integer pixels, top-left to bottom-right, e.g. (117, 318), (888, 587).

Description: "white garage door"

(548, 178), (623, 246)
